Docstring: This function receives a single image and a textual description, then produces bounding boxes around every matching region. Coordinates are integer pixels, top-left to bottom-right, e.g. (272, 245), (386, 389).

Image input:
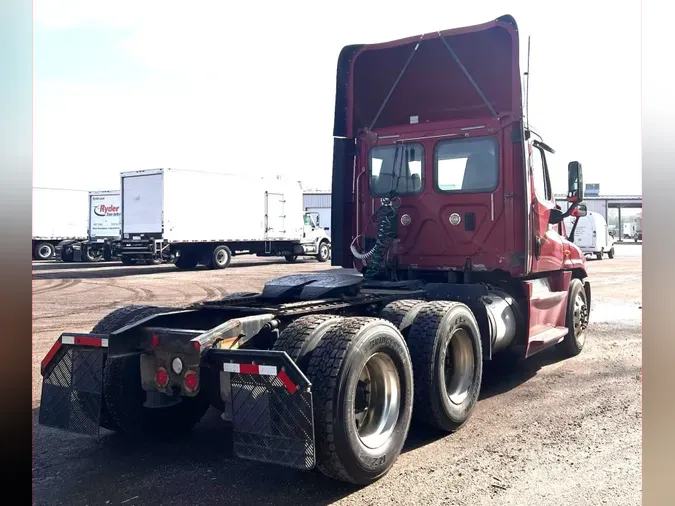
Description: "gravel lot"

(32, 245), (642, 506)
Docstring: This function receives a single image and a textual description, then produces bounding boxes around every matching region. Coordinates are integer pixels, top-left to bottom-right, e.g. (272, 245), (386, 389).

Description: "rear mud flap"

(212, 350), (315, 471)
(39, 340), (106, 436)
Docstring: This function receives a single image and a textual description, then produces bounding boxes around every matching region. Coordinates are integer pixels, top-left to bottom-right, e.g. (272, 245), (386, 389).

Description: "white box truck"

(118, 168), (331, 269)
(564, 210), (615, 260)
(57, 190), (122, 262)
(32, 187), (89, 260)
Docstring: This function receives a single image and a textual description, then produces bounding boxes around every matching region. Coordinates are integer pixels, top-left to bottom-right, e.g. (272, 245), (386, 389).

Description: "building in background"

(585, 183), (600, 197)
(303, 190), (332, 237)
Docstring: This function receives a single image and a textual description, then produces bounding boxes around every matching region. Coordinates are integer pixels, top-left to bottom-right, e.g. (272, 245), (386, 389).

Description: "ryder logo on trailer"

(93, 204), (120, 217)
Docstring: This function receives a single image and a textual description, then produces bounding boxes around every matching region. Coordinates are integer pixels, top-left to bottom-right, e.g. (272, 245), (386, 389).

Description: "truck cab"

(283, 211), (331, 263)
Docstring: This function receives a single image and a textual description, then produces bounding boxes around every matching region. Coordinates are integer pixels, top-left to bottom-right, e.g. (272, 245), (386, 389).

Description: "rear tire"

(175, 251), (198, 270)
(379, 299), (427, 339)
(34, 242), (55, 260)
(558, 279), (589, 358)
(60, 246), (74, 263)
(209, 245), (232, 270)
(85, 246), (103, 262)
(595, 251), (603, 260)
(92, 305), (209, 437)
(316, 241), (330, 263)
(406, 301), (483, 433)
(307, 317), (414, 485)
(284, 254), (298, 263)
(272, 314), (344, 371)
(607, 247), (615, 259)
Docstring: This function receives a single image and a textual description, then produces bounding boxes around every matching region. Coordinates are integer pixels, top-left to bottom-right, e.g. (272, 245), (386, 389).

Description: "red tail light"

(155, 368), (169, 388)
(184, 371), (199, 392)
(151, 334), (160, 348)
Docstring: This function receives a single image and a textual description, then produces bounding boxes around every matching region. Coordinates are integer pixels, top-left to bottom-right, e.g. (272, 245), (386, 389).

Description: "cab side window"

(531, 146), (552, 202)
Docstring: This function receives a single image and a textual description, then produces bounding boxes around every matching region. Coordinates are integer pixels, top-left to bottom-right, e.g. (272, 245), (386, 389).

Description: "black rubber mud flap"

(210, 350), (315, 471)
(39, 341), (106, 436)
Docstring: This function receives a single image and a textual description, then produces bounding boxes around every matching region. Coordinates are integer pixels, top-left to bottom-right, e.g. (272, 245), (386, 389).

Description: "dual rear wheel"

(272, 300), (483, 484)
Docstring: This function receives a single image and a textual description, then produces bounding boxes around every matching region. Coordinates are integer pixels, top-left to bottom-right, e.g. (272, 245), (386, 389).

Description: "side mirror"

(567, 161), (584, 203)
(571, 204), (588, 217)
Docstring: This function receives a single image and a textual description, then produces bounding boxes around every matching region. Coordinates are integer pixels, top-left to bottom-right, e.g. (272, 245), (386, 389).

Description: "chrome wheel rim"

(38, 245), (52, 258)
(353, 352), (401, 450)
(444, 329), (475, 405)
(573, 292), (589, 347)
(216, 249), (229, 266)
(320, 244), (329, 259)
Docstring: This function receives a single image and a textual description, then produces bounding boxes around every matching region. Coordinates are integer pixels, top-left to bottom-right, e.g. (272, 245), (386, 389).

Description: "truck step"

(526, 326), (568, 357)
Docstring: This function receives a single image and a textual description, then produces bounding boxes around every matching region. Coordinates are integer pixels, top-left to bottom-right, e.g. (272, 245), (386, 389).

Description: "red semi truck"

(38, 15), (590, 485)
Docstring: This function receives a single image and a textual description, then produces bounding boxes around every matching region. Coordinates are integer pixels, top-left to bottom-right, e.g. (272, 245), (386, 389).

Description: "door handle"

(534, 236), (542, 259)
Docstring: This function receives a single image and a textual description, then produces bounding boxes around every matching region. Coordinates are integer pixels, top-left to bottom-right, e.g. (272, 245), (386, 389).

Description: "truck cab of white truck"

(284, 212), (331, 263)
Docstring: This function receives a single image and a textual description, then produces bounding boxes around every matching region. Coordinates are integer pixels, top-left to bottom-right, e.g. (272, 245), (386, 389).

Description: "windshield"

(369, 143), (424, 196)
(434, 137), (498, 193)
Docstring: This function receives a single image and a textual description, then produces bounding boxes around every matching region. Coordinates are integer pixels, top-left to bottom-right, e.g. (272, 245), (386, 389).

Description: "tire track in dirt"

(35, 281), (157, 320)
(195, 282), (227, 303)
(32, 279), (81, 295)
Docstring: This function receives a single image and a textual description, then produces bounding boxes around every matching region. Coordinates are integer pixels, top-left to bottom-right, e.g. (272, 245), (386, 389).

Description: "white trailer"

(118, 168), (331, 269)
(57, 190), (122, 262)
(32, 187), (89, 260)
(564, 211), (615, 260)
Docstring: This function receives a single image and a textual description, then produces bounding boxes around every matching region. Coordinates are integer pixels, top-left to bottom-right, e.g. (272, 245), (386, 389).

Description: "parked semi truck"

(117, 168), (331, 268)
(39, 15), (591, 486)
(32, 187), (88, 260)
(57, 190), (122, 262)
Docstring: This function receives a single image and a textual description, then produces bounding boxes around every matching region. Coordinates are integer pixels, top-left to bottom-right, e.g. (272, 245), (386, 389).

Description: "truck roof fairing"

(333, 15), (522, 138)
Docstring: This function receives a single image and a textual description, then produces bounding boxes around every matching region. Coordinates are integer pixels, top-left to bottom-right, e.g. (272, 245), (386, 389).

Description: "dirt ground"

(32, 246), (642, 506)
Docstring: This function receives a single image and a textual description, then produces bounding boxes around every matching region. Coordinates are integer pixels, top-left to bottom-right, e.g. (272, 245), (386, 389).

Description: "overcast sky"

(33, 0), (641, 196)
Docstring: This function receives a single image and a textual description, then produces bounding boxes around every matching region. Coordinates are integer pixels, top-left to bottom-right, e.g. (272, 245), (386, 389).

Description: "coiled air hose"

(350, 191), (400, 280)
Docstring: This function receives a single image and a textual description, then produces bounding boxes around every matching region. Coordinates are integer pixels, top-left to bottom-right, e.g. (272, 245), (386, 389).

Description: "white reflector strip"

(258, 365), (278, 376)
(101, 338), (109, 348)
(222, 363), (278, 376)
(61, 336), (75, 345)
(223, 363), (241, 373)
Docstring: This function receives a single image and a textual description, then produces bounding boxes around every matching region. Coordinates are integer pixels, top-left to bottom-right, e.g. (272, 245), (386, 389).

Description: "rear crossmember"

(39, 332), (317, 471)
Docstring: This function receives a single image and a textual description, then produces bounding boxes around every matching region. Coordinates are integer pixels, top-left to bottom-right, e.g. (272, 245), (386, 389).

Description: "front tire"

(558, 278), (589, 357)
(316, 241), (330, 262)
(406, 301), (483, 433)
(307, 317), (414, 485)
(607, 247), (615, 259)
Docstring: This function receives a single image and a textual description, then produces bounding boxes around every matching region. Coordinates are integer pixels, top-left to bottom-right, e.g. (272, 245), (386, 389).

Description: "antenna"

(525, 36), (531, 133)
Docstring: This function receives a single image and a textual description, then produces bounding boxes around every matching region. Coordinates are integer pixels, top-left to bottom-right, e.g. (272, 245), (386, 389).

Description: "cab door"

(529, 141), (564, 273)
